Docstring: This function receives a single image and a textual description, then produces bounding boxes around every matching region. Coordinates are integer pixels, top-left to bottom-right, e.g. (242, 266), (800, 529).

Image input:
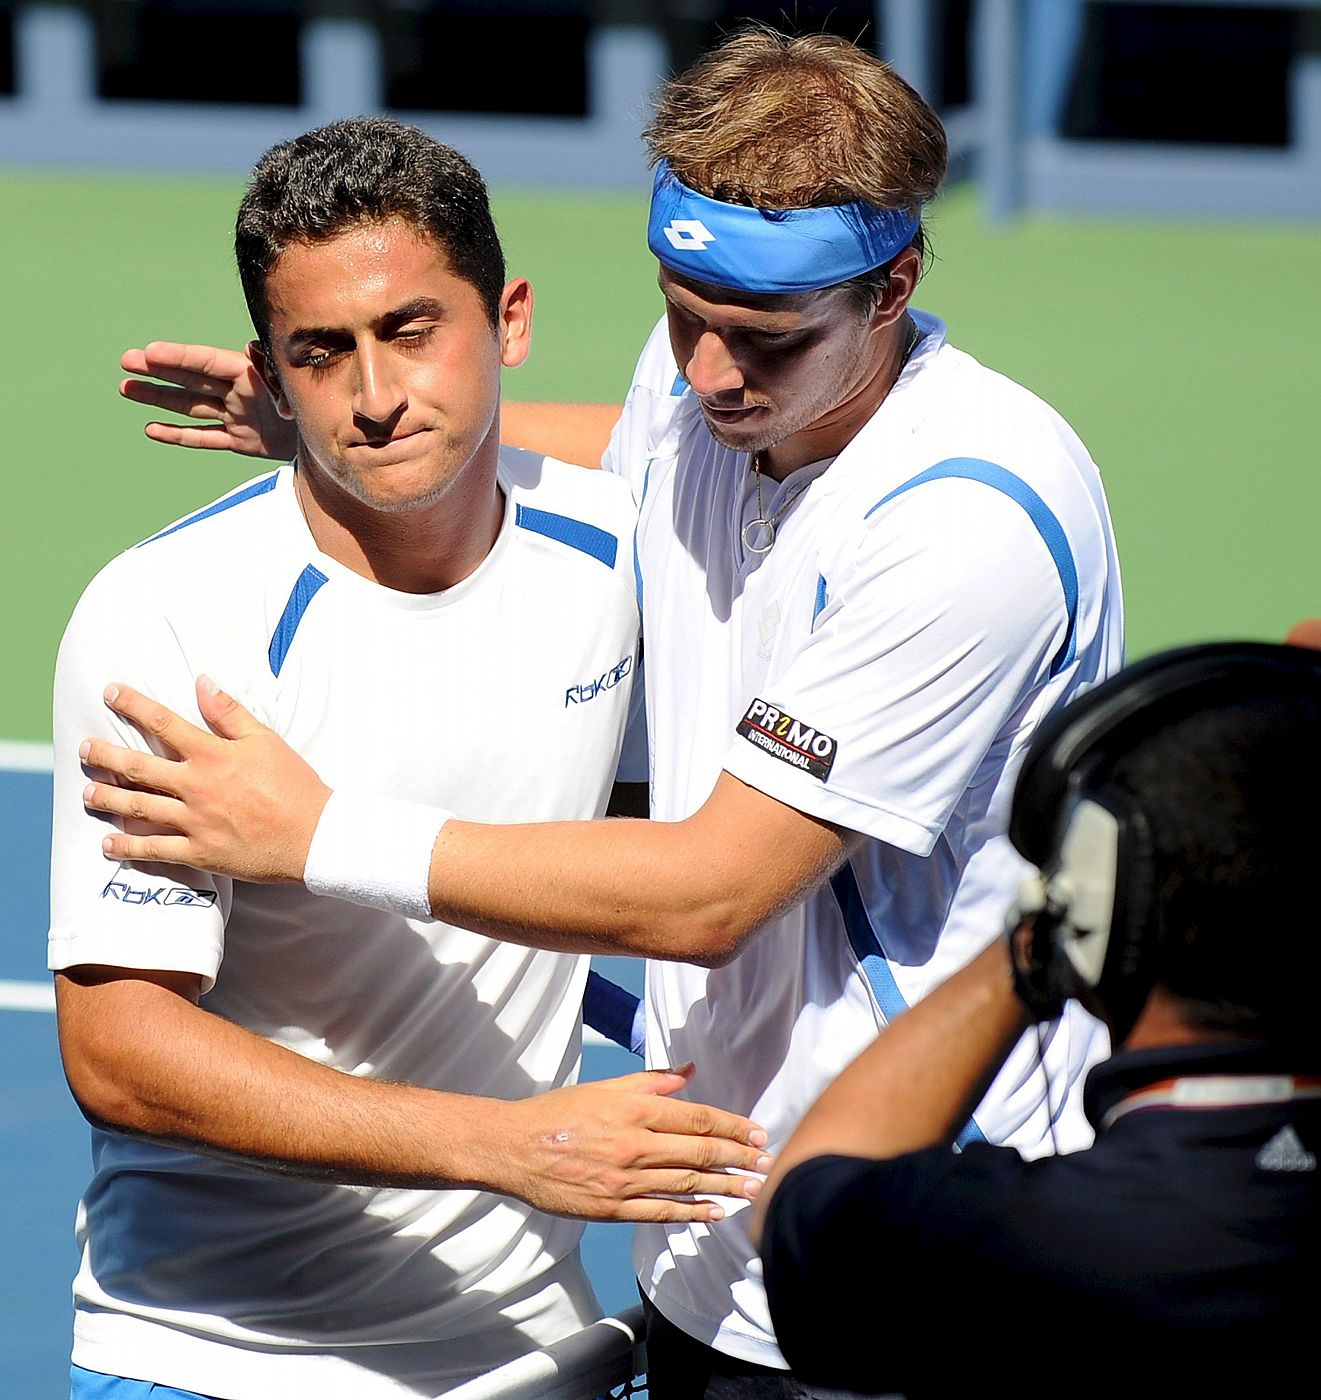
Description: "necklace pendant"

(742, 517), (776, 554)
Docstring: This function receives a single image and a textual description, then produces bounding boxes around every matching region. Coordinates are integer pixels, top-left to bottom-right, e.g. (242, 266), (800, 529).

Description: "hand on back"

(120, 340), (296, 460)
(491, 1065), (771, 1223)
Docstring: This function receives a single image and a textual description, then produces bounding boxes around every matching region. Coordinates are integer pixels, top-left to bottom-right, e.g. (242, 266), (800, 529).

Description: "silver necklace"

(739, 317), (923, 555)
(741, 455), (813, 554)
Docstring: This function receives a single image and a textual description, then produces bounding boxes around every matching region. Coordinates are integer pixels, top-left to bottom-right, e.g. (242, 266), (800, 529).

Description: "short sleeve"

(48, 563), (232, 989)
(601, 318), (684, 498)
(722, 481), (1071, 853)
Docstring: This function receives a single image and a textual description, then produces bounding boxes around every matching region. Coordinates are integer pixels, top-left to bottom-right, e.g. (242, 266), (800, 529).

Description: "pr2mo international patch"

(736, 698), (837, 781)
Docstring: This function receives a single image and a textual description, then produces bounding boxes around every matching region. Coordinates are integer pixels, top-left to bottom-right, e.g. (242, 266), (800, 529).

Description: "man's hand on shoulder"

(479, 1064), (772, 1223)
(119, 340), (297, 460)
(81, 677), (327, 882)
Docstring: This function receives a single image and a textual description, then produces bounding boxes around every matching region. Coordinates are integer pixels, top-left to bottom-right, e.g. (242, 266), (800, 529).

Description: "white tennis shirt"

(48, 452), (641, 1398)
(605, 312), (1125, 1367)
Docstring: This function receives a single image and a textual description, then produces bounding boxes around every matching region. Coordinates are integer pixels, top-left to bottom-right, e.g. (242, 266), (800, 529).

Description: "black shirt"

(761, 1043), (1320, 1397)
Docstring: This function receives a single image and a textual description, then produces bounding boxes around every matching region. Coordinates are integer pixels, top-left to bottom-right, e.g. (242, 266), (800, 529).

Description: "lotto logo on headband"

(662, 219), (715, 251)
(737, 698), (837, 781)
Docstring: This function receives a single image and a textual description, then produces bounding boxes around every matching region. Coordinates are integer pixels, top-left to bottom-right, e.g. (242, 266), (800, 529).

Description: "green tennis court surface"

(2, 167), (1318, 744)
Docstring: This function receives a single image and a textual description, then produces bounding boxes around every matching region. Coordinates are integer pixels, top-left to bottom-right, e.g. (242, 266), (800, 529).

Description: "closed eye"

(300, 345), (344, 371)
(389, 324), (437, 349)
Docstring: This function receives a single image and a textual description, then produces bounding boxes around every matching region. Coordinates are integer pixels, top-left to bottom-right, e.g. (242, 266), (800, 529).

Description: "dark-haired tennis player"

(51, 117), (768, 1400)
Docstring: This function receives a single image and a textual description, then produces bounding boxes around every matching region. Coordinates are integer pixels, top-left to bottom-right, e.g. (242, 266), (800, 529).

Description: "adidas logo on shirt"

(1255, 1125), (1316, 1173)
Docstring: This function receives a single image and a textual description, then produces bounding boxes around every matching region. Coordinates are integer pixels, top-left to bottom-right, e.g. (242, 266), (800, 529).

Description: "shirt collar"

(1083, 1040), (1319, 1130)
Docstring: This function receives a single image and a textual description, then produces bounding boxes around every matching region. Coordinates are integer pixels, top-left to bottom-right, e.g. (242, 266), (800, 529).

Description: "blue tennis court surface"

(1, 760), (642, 1398)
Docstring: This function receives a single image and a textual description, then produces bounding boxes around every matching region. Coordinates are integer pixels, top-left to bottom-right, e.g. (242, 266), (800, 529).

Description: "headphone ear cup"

(1008, 641), (1321, 1034)
(1043, 791), (1157, 1039)
(1084, 795), (1157, 1040)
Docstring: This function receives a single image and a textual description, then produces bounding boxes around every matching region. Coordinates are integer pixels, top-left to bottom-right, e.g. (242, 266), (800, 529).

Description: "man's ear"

(248, 339), (295, 421)
(869, 245), (924, 333)
(498, 278), (533, 370)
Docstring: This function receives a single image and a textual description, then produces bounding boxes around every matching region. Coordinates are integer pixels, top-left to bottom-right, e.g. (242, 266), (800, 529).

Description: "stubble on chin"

(700, 412), (782, 457)
(320, 426), (483, 516)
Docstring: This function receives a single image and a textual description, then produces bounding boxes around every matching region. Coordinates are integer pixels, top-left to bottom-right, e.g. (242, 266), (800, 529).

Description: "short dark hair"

(235, 118), (506, 343)
(1107, 694), (1321, 1050)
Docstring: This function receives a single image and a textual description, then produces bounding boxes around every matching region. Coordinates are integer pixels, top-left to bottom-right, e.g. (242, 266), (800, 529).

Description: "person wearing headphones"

(752, 641), (1321, 1397)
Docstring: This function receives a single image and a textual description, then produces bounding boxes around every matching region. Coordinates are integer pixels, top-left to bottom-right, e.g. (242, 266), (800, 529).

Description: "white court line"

(0, 980), (616, 1047)
(0, 979), (55, 1012)
(0, 741), (54, 772)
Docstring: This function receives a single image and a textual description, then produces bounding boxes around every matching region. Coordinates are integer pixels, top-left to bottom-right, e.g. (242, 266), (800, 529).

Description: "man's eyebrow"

(380, 297), (447, 326)
(285, 323), (350, 350)
(285, 298), (448, 348)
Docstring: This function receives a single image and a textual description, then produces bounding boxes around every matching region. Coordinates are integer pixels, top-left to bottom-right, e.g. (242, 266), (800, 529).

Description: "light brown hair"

(645, 23), (947, 296)
(646, 25), (946, 211)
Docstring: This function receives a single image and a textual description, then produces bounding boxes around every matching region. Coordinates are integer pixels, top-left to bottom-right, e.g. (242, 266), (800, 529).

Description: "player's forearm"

(750, 942), (1027, 1242)
(428, 816), (749, 963)
(56, 969), (517, 1190)
(499, 401), (621, 468)
(56, 967), (772, 1223)
(83, 690), (852, 961)
(424, 776), (850, 965)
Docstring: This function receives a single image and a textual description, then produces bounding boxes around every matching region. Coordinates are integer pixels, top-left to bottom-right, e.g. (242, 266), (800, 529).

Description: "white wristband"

(304, 789), (451, 920)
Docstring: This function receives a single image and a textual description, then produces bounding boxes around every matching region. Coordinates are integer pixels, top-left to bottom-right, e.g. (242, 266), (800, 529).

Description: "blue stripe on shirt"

(812, 574), (829, 630)
(268, 565), (329, 677)
(633, 460), (654, 611)
(137, 471), (280, 547)
(830, 862), (986, 1148)
(515, 505), (618, 569)
(865, 458), (1079, 678)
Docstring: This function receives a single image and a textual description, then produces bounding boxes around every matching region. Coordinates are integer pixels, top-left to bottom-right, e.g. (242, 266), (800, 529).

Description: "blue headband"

(647, 160), (920, 295)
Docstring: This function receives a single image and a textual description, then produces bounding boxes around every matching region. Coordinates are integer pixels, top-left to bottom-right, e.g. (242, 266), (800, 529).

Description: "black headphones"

(1005, 641), (1321, 1041)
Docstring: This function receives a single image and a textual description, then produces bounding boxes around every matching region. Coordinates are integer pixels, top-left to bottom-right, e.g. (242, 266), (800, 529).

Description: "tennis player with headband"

(95, 26), (1125, 1397)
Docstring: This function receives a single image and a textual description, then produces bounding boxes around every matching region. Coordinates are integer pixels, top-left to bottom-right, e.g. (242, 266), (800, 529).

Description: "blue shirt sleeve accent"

(670, 371), (689, 397)
(267, 565), (329, 677)
(812, 573), (829, 631)
(955, 1116), (988, 1149)
(633, 460), (654, 612)
(584, 971), (645, 1057)
(830, 862), (986, 1147)
(137, 471), (280, 547)
(829, 863), (912, 1025)
(629, 996), (648, 1058)
(865, 458), (1079, 678)
(515, 504), (618, 569)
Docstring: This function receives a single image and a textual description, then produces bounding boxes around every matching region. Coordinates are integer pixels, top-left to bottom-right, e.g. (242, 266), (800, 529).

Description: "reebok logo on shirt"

(565, 653), (633, 706)
(101, 879), (218, 908)
(737, 698), (837, 781)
